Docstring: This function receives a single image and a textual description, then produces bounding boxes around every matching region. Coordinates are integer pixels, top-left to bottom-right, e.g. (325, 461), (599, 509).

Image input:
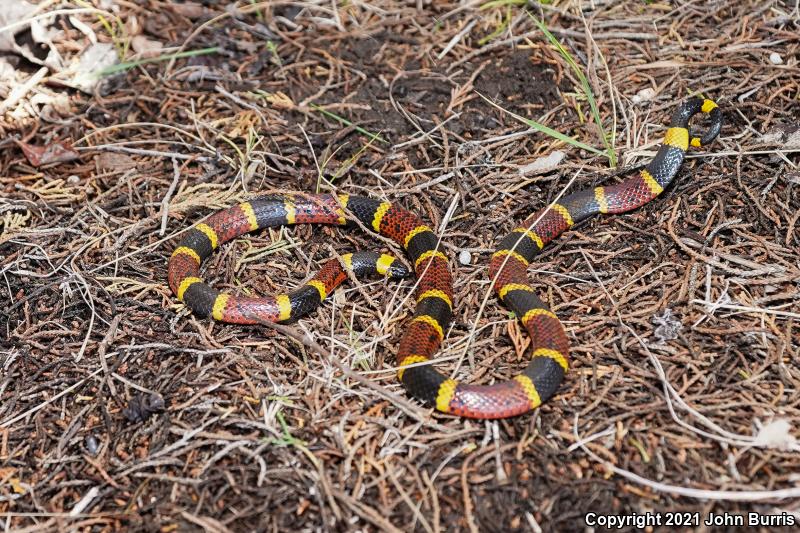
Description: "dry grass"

(1, 1), (799, 531)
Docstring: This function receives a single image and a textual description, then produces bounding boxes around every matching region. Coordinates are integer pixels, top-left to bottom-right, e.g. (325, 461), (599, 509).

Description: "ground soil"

(1, 1), (799, 532)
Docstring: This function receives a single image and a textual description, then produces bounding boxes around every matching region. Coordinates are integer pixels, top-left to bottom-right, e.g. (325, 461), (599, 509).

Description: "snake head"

(384, 257), (411, 279)
(674, 97), (723, 148)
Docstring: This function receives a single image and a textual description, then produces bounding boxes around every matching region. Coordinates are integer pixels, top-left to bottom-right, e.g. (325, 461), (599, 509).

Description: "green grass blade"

(100, 47), (220, 76)
(309, 104), (387, 145)
(329, 131), (384, 186)
(527, 12), (616, 166)
(477, 92), (605, 156)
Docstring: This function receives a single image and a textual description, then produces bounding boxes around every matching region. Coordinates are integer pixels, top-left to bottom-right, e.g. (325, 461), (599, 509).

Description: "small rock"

(84, 434), (99, 455)
(458, 250), (471, 265)
(632, 87), (656, 104)
(769, 52), (783, 65)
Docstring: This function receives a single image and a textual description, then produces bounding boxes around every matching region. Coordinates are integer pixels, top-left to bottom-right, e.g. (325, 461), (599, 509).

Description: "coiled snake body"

(168, 98), (722, 419)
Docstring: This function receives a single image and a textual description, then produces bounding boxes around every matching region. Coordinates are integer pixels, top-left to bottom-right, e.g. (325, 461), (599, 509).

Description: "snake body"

(167, 198), (410, 323)
(168, 98), (722, 419)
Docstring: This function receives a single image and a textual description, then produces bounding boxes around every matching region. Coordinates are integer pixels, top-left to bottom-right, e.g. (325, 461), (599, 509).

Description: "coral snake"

(168, 98), (722, 419)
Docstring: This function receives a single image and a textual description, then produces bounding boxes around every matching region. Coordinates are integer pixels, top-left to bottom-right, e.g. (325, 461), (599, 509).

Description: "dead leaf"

(15, 139), (80, 167)
(0, 1), (37, 53)
(170, 2), (209, 19)
(64, 42), (119, 93)
(95, 151), (137, 172)
(0, 468), (25, 495)
(761, 124), (800, 148)
(9, 478), (25, 494)
(517, 150), (566, 176)
(131, 35), (164, 57)
(0, 1), (62, 69)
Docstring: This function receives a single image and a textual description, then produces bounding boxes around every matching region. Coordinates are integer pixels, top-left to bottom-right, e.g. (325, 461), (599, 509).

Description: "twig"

(438, 19), (477, 60)
(572, 415), (800, 501)
(0, 67), (48, 115)
(79, 145), (212, 162)
(0, 369), (103, 428)
(159, 158), (182, 236)
(244, 315), (449, 431)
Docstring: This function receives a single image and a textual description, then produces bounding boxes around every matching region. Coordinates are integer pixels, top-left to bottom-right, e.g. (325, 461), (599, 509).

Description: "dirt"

(2, 2), (799, 532)
(290, 42), (564, 167)
(475, 50), (562, 107)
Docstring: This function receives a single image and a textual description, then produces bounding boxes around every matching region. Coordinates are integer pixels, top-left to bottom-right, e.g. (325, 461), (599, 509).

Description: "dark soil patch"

(474, 49), (562, 108)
